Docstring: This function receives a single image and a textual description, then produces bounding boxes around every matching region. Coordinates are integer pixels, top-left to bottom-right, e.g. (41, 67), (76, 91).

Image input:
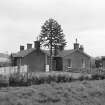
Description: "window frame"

(82, 59), (85, 68)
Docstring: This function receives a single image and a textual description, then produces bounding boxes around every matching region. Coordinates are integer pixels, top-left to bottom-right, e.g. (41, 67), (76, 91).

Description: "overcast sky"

(0, 0), (105, 57)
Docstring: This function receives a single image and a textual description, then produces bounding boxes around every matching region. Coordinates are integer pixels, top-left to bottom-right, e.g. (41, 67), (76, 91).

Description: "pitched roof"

(57, 50), (74, 57)
(12, 48), (90, 58)
(12, 48), (50, 58)
(57, 49), (90, 58)
(12, 48), (35, 57)
(76, 50), (91, 58)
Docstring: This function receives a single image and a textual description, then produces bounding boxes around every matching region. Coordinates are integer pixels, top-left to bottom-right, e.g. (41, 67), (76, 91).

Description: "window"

(82, 59), (85, 68)
(68, 59), (72, 67)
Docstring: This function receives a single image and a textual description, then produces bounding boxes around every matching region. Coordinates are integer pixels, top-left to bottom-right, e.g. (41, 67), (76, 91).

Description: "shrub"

(8, 71), (105, 87)
(78, 75), (84, 81)
(91, 74), (105, 80)
(9, 73), (29, 86)
(26, 72), (73, 85)
(0, 75), (9, 87)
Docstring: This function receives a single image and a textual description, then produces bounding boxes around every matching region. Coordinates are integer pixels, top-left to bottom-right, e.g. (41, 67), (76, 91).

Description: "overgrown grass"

(0, 80), (105, 105)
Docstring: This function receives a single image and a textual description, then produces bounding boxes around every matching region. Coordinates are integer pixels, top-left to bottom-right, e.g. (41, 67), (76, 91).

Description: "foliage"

(0, 71), (105, 87)
(91, 74), (105, 80)
(7, 72), (90, 86)
(1, 80), (105, 105)
(95, 59), (102, 68)
(39, 18), (66, 55)
(9, 73), (30, 86)
(0, 75), (9, 87)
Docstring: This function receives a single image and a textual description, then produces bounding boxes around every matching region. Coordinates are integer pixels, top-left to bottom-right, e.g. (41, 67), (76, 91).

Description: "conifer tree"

(39, 18), (66, 70)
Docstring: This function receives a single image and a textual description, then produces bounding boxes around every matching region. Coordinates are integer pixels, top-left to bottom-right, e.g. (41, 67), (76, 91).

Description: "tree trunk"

(50, 41), (53, 71)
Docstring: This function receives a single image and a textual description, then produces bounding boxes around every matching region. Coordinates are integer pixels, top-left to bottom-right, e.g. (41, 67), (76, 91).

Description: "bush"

(29, 72), (74, 84)
(0, 75), (9, 87)
(8, 71), (105, 86)
(8, 72), (74, 86)
(9, 73), (29, 86)
(78, 75), (84, 81)
(91, 74), (105, 80)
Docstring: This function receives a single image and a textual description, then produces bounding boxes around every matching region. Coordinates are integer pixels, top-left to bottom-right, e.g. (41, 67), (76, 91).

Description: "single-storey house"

(11, 41), (50, 72)
(54, 40), (91, 71)
(11, 40), (91, 72)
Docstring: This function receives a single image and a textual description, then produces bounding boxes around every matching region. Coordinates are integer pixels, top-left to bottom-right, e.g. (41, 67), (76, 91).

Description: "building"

(11, 41), (50, 72)
(11, 39), (91, 72)
(54, 39), (91, 71)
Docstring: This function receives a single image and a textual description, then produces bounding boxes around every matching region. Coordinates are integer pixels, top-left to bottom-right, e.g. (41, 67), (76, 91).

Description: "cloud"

(0, 0), (105, 56)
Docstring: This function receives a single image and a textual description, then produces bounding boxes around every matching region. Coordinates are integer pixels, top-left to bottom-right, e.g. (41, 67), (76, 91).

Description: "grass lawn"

(0, 80), (105, 105)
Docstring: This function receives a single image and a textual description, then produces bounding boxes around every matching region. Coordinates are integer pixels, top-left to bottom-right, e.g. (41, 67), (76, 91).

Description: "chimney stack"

(27, 43), (32, 49)
(74, 38), (79, 50)
(54, 45), (64, 56)
(34, 41), (40, 50)
(79, 45), (84, 52)
(59, 45), (64, 51)
(20, 45), (24, 51)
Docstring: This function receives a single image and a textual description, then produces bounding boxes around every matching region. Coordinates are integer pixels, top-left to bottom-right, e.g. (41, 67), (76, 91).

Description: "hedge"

(0, 72), (105, 87)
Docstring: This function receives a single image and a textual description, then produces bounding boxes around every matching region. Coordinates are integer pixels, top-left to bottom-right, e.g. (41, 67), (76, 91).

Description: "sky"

(0, 0), (105, 57)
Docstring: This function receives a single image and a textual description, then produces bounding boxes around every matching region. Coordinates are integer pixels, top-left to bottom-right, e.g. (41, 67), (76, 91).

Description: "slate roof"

(12, 48), (50, 58)
(12, 48), (34, 57)
(57, 49), (90, 58)
(57, 50), (74, 57)
(12, 48), (90, 58)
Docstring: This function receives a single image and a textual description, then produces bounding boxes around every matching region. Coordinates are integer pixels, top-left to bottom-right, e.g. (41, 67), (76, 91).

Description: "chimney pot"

(79, 45), (84, 52)
(34, 41), (40, 50)
(74, 38), (79, 50)
(20, 45), (24, 51)
(74, 43), (79, 50)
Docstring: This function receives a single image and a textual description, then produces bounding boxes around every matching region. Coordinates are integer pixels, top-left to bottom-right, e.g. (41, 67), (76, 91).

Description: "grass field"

(0, 80), (105, 105)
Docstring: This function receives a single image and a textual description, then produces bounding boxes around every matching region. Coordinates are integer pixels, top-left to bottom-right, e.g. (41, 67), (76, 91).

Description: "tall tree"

(39, 18), (66, 54)
(39, 18), (66, 70)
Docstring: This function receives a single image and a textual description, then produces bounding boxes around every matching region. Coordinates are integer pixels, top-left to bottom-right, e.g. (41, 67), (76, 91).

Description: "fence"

(0, 65), (28, 76)
(66, 67), (105, 75)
